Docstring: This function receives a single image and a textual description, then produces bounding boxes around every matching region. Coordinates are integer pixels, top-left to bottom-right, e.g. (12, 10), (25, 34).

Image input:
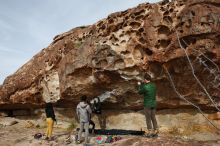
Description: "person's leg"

(90, 120), (95, 132)
(144, 107), (154, 137)
(102, 113), (106, 129)
(99, 113), (106, 129)
(84, 122), (89, 143)
(45, 118), (50, 138)
(77, 122), (84, 142)
(144, 107), (153, 130)
(48, 118), (54, 139)
(151, 108), (159, 134)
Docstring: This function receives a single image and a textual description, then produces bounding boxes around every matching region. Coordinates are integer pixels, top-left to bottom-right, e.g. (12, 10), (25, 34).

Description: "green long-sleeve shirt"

(138, 82), (157, 108)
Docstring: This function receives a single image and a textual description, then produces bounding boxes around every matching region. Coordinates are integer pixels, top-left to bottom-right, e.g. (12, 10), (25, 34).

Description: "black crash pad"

(76, 128), (144, 135)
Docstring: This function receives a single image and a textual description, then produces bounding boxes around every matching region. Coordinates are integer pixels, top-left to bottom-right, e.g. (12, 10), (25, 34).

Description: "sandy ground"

(0, 121), (219, 146)
(0, 109), (220, 146)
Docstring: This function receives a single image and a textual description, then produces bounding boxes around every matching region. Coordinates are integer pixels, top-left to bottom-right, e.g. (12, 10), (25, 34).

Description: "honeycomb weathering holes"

(158, 25), (171, 35)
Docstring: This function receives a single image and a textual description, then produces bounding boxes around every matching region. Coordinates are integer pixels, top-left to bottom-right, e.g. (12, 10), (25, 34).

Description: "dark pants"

(144, 107), (158, 130)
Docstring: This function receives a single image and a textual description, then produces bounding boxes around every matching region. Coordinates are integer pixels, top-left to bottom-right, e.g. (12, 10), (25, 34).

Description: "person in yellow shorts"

(45, 102), (56, 140)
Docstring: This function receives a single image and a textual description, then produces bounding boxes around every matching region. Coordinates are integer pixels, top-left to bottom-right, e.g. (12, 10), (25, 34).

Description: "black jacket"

(93, 98), (102, 114)
(45, 103), (56, 121)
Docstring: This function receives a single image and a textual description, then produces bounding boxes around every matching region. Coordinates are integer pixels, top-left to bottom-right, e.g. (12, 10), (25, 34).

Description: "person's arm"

(138, 83), (146, 94)
(97, 97), (100, 103)
(76, 107), (80, 121)
(50, 107), (56, 122)
(86, 105), (92, 121)
(45, 108), (49, 118)
(87, 105), (92, 114)
(97, 98), (101, 109)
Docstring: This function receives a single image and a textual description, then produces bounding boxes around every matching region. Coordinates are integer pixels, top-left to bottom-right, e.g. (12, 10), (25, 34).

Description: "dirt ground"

(0, 109), (220, 146)
(0, 120), (219, 146)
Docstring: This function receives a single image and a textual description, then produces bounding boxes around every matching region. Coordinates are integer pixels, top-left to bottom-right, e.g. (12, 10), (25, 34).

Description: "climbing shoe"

(144, 129), (153, 138)
(151, 129), (159, 137)
(76, 140), (81, 144)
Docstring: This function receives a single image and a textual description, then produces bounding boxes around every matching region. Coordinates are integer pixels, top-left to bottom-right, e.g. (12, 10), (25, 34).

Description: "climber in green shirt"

(138, 74), (159, 137)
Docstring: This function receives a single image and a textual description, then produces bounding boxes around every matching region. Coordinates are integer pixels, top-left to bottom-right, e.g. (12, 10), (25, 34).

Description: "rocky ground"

(0, 122), (219, 146)
(0, 108), (219, 146)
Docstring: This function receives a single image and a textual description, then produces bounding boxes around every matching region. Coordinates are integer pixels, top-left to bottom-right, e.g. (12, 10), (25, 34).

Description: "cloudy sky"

(0, 0), (160, 84)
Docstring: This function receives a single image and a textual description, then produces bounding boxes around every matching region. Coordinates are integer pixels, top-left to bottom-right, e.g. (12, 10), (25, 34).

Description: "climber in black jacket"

(45, 102), (56, 140)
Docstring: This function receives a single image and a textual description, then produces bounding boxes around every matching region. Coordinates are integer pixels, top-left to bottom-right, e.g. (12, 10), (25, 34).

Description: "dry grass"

(168, 123), (217, 136)
(67, 122), (76, 132)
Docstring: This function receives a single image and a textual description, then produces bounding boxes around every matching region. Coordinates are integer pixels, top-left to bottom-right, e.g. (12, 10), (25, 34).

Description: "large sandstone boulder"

(0, 0), (220, 110)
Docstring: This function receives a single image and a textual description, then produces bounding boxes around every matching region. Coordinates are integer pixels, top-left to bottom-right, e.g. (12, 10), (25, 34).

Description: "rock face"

(0, 0), (220, 110)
